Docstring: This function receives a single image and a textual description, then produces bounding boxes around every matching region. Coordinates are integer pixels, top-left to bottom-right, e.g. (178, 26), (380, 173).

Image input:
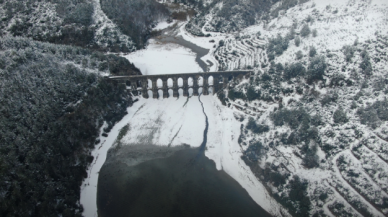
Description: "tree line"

(0, 37), (138, 217)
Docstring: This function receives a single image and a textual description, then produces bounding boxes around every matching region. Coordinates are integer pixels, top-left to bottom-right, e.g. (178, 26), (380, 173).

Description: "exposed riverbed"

(82, 20), (282, 217)
(124, 22), (218, 75)
(157, 34), (211, 72)
(98, 96), (269, 216)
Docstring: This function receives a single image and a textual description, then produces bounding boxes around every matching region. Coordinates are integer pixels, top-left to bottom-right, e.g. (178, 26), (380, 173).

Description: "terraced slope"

(210, 0), (388, 216)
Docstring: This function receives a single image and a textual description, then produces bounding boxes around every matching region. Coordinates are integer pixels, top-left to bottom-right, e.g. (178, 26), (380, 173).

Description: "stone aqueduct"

(107, 71), (251, 99)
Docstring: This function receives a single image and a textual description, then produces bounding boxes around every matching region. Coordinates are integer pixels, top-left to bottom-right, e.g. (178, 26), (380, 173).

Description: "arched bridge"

(107, 71), (252, 99)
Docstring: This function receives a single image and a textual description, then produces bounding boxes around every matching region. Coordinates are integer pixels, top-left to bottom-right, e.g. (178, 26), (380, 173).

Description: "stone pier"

(107, 71), (251, 99)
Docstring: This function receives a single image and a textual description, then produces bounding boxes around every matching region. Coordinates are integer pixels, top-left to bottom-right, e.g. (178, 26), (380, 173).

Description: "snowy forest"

(0, 0), (169, 52)
(0, 36), (139, 216)
(1, 0), (388, 216)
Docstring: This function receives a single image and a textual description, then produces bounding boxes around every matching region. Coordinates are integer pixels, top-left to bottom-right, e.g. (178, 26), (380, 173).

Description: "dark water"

(198, 94), (208, 153)
(97, 148), (271, 217)
(97, 96), (271, 217)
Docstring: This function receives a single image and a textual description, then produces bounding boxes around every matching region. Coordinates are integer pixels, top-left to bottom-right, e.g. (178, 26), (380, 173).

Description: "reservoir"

(97, 146), (271, 217)
(88, 22), (275, 217)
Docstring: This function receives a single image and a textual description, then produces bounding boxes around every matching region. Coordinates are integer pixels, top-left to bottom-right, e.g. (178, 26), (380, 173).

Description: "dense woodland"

(186, 0), (284, 36)
(1, 0), (387, 216)
(0, 0), (279, 216)
(0, 0), (185, 215)
(0, 0), (95, 47)
(220, 20), (388, 216)
(0, 37), (139, 216)
(0, 0), (142, 52)
(100, 0), (169, 49)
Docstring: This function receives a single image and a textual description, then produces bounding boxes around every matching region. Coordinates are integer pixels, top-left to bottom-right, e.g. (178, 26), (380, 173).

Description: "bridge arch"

(147, 79), (152, 89)
(168, 88), (173, 98)
(198, 76), (204, 86)
(107, 70), (252, 98)
(157, 89), (164, 99)
(208, 75), (214, 85)
(216, 75), (223, 84)
(136, 80), (142, 88)
(188, 87), (193, 97)
(167, 78), (173, 88)
(188, 77), (194, 87)
(177, 77), (183, 87)
(147, 90), (153, 98)
(208, 87), (214, 95)
(157, 78), (163, 88)
(178, 88), (183, 97)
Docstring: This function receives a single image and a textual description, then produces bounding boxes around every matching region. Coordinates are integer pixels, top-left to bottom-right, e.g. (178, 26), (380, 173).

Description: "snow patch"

(80, 101), (145, 217)
(124, 39), (202, 75)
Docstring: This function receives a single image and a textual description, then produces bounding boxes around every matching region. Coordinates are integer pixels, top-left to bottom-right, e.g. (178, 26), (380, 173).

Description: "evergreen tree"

(300, 24), (311, 37)
(309, 46), (317, 57)
(294, 36), (301, 47)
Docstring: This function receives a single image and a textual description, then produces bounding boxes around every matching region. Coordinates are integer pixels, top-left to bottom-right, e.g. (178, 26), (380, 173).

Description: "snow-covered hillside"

(211, 0), (388, 71)
(207, 0), (388, 216)
(0, 0), (138, 51)
(82, 0), (388, 216)
(91, 0), (136, 52)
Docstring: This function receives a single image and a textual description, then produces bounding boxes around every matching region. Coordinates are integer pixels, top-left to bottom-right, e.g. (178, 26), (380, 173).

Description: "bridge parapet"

(107, 70), (251, 98)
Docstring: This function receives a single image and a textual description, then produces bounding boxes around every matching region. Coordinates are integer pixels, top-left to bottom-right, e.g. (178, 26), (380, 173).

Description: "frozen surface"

(124, 39), (202, 75)
(153, 20), (177, 31)
(125, 21), (225, 74)
(120, 97), (206, 147)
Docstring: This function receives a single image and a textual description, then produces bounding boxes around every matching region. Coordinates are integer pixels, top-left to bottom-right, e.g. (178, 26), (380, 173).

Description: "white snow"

(153, 20), (177, 31)
(124, 39), (202, 75)
(80, 96), (208, 217)
(221, 0), (388, 71)
(331, 150), (385, 216)
(81, 1), (388, 216)
(80, 94), (287, 217)
(91, 0), (135, 50)
(177, 22), (228, 71)
(201, 95), (288, 216)
(80, 101), (145, 217)
(120, 97), (206, 147)
(124, 21), (226, 74)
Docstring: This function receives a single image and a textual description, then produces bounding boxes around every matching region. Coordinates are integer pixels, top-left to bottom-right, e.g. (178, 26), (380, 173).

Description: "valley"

(1, 0), (388, 216)
(87, 0), (388, 216)
(85, 0), (388, 216)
